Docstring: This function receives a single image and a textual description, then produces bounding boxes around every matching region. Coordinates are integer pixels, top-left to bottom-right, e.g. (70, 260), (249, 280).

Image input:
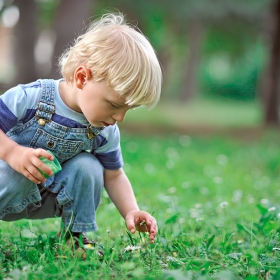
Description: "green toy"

(38, 150), (62, 178)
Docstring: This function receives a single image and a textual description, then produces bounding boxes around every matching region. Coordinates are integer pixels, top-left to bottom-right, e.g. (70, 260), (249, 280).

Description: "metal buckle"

(36, 101), (56, 114)
(35, 101), (56, 126)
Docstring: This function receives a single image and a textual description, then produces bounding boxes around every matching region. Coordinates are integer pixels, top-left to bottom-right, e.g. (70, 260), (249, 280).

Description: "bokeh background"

(2, 3), (280, 278)
(0, 0), (279, 131)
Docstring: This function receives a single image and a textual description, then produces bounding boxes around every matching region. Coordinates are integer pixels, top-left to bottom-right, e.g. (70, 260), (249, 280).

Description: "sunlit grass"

(1, 130), (280, 279)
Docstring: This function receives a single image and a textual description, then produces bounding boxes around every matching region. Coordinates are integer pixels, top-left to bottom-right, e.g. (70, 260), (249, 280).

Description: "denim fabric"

(0, 79), (124, 170)
(0, 80), (104, 232)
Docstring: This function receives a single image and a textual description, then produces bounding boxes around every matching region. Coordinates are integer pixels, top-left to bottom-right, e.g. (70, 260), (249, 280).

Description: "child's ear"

(74, 66), (92, 89)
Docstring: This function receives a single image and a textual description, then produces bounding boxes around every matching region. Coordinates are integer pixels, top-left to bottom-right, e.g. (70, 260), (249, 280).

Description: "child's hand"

(6, 146), (54, 184)
(125, 210), (158, 244)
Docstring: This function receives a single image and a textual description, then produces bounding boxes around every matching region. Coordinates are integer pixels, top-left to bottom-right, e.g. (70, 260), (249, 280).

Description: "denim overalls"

(0, 79), (104, 232)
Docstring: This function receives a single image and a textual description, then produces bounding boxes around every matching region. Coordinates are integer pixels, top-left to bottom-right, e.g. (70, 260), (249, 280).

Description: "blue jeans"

(0, 152), (104, 232)
(0, 79), (106, 232)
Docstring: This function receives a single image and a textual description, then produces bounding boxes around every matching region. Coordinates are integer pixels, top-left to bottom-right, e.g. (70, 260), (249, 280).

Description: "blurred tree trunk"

(13, 0), (38, 85)
(264, 0), (280, 125)
(180, 20), (204, 102)
(50, 0), (95, 79)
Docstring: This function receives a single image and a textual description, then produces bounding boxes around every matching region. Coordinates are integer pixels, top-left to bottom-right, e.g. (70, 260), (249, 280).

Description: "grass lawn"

(119, 98), (263, 129)
(1, 100), (280, 279)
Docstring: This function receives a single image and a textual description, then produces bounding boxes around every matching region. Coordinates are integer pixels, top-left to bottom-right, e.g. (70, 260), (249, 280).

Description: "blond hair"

(59, 13), (162, 108)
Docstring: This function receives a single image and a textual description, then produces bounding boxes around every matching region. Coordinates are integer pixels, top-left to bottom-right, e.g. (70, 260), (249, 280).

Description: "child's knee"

(70, 152), (104, 176)
(57, 152), (104, 189)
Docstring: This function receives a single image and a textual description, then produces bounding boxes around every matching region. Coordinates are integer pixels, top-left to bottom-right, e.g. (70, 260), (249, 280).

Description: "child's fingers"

(35, 158), (53, 177)
(148, 228), (157, 244)
(126, 211), (158, 241)
(150, 234), (156, 243)
(31, 165), (49, 181)
(31, 149), (54, 177)
(34, 148), (54, 160)
(126, 217), (136, 234)
(141, 213), (157, 231)
(136, 219), (157, 243)
(143, 216), (157, 243)
(147, 217), (158, 233)
(24, 167), (46, 184)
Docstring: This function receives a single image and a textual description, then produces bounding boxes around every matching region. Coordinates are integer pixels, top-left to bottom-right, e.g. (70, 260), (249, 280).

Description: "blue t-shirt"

(0, 79), (123, 170)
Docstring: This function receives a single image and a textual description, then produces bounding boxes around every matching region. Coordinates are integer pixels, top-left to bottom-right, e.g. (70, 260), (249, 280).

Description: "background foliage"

(0, 0), (276, 105)
(1, 1), (280, 279)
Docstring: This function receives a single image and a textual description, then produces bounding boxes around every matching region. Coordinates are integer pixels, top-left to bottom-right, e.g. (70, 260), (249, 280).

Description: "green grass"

(1, 128), (280, 279)
(120, 99), (263, 129)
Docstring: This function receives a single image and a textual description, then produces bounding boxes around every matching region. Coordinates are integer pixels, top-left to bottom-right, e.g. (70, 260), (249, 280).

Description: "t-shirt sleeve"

(0, 85), (27, 133)
(92, 125), (123, 170)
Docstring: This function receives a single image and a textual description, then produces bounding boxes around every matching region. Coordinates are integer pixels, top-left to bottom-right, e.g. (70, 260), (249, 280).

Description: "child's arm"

(104, 168), (158, 243)
(0, 129), (53, 184)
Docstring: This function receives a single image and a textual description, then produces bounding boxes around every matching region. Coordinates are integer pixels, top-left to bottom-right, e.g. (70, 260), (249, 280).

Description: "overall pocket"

(30, 128), (84, 162)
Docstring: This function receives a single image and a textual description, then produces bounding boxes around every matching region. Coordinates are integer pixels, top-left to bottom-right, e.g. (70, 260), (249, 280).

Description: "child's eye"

(110, 103), (118, 108)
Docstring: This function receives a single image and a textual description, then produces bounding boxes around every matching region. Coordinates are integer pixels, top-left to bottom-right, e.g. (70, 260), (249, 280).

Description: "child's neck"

(59, 80), (81, 113)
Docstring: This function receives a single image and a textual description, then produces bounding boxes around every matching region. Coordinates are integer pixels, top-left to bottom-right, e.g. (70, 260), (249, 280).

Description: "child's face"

(77, 81), (133, 128)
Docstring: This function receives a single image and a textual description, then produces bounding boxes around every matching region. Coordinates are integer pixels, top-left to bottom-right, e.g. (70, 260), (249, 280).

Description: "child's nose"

(112, 111), (126, 122)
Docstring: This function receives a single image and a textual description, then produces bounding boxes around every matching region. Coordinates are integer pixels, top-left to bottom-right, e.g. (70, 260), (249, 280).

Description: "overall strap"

(35, 79), (56, 126)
